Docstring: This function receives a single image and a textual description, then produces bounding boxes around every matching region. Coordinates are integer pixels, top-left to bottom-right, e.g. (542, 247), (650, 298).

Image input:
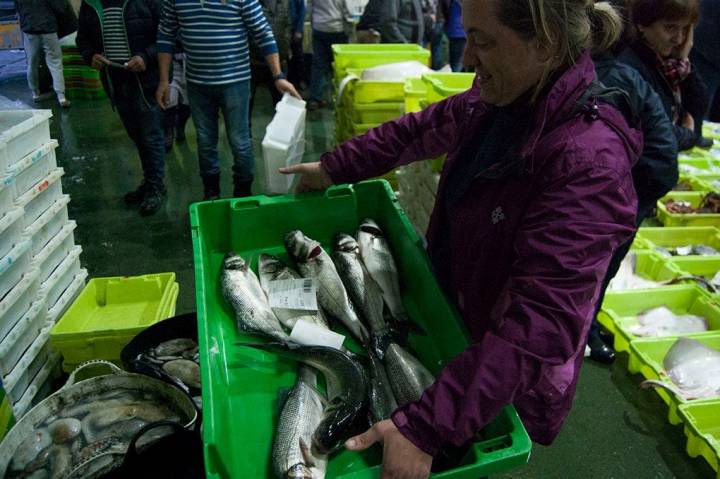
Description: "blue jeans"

(448, 37), (466, 72)
(114, 78), (165, 192)
(430, 21), (445, 71)
(310, 30), (348, 102)
(187, 80), (253, 182)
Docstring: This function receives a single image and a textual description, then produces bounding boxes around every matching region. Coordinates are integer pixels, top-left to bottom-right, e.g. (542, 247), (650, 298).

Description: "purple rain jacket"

(321, 52), (642, 454)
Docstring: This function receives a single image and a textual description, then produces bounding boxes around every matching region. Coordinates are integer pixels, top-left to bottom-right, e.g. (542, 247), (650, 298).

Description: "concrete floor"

(0, 58), (715, 478)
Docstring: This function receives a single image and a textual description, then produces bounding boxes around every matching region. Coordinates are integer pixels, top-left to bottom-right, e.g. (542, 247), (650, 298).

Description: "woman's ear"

(532, 37), (554, 65)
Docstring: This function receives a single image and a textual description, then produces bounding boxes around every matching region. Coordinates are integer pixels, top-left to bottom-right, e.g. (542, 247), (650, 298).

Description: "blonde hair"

(590, 2), (624, 54)
(497, 0), (623, 99)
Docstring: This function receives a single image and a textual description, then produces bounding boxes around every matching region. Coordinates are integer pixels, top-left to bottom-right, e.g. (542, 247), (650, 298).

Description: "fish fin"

(371, 332), (393, 361)
(299, 438), (316, 468)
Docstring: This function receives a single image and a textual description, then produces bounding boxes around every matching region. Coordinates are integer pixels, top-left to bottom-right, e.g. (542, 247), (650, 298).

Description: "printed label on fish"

(268, 279), (318, 310)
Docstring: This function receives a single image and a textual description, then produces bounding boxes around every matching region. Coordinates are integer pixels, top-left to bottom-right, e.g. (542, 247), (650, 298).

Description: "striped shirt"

(157, 0), (278, 85)
(103, 7), (131, 62)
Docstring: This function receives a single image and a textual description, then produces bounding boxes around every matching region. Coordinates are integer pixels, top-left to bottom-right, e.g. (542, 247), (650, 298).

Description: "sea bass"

(258, 253), (329, 331)
(332, 233), (391, 358)
(272, 366), (328, 479)
(365, 351), (398, 424)
(357, 219), (421, 340)
(220, 253), (290, 342)
(285, 231), (369, 345)
(384, 343), (435, 406)
(245, 342), (368, 454)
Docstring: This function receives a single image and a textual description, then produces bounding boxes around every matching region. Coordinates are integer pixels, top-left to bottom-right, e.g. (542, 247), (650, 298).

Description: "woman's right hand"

(279, 162), (334, 193)
(682, 113), (695, 131)
(91, 54), (109, 70)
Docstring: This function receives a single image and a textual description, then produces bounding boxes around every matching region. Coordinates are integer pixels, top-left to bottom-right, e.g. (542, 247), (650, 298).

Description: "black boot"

(124, 180), (147, 206)
(588, 330), (616, 364)
(139, 185), (166, 216)
(202, 174), (220, 200)
(233, 177), (253, 198)
(176, 104), (191, 142)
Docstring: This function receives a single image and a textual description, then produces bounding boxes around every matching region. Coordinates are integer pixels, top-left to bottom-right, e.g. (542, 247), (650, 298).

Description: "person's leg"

(163, 106), (177, 152)
(135, 100), (167, 214)
(288, 35), (304, 88)
(187, 81), (222, 199)
(430, 21), (445, 70)
(42, 33), (68, 105)
(309, 30), (328, 104)
(219, 80), (254, 197)
(176, 103), (191, 141)
(113, 82), (149, 205)
(23, 34), (42, 97)
(448, 37), (467, 72)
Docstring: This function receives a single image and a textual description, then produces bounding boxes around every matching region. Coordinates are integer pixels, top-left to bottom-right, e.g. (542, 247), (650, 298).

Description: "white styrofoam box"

(264, 93), (306, 145)
(15, 167), (64, 227)
(0, 207), (24, 261)
(0, 176), (15, 220)
(11, 351), (61, 419)
(39, 245), (82, 313)
(32, 221), (77, 285)
(0, 110), (52, 169)
(0, 268), (39, 343)
(262, 139), (305, 195)
(360, 61), (431, 82)
(8, 140), (58, 200)
(3, 328), (50, 403)
(0, 240), (32, 302)
(24, 194), (71, 258)
(47, 268), (87, 325)
(0, 299), (47, 376)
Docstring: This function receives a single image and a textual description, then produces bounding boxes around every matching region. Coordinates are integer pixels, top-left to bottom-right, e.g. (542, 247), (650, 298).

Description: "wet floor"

(0, 61), (714, 478)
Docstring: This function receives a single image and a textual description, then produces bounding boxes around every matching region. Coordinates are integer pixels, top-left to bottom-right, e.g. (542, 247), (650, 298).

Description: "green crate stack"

(61, 44), (106, 100)
(678, 400), (720, 478)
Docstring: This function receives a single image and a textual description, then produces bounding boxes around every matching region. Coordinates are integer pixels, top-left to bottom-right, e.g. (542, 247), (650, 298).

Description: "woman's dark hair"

(629, 0), (700, 26)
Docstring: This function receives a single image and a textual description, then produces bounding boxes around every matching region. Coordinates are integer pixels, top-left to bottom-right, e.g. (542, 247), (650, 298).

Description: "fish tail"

(640, 379), (691, 400)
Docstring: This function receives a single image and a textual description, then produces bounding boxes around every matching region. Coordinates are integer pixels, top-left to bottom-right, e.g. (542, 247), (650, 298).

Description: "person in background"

(356, 0), (382, 43)
(429, 0), (445, 70)
(163, 44), (191, 151)
(690, 0), (720, 127)
(282, 1), (639, 475)
(440, 0), (466, 72)
(249, 0), (291, 127)
(156, 0), (300, 200)
(77, 0), (167, 215)
(587, 2), (679, 363)
(307, 0), (350, 110)
(288, 0), (307, 87)
(619, 0), (710, 151)
(381, 0), (424, 45)
(15, 0), (70, 107)
(422, 0), (438, 48)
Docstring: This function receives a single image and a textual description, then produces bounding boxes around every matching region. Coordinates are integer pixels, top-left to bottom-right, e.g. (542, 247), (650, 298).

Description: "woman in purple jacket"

(284, 1), (641, 477)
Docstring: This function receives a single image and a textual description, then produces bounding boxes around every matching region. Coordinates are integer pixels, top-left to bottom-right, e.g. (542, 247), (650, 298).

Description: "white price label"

(268, 278), (318, 311)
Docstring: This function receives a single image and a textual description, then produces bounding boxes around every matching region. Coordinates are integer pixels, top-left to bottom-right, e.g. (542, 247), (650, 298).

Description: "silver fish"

(245, 342), (368, 454)
(332, 233), (392, 358)
(258, 254), (329, 331)
(285, 231), (369, 345)
(220, 252), (290, 342)
(365, 351), (398, 424)
(357, 219), (421, 339)
(272, 366), (328, 479)
(384, 343), (435, 406)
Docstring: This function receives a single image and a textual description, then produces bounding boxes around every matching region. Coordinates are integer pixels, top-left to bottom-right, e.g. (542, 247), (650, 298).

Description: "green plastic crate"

(635, 227), (720, 254)
(332, 44), (430, 80)
(599, 284), (720, 354)
(675, 175), (716, 192)
(678, 158), (720, 176)
(678, 401), (720, 477)
(704, 122), (720, 141)
(190, 181), (531, 479)
(350, 102), (405, 124)
(50, 273), (179, 371)
(690, 174), (720, 192)
(657, 192), (720, 227)
(404, 77), (427, 113)
(337, 68), (409, 105)
(421, 72), (475, 104)
(627, 334), (720, 425)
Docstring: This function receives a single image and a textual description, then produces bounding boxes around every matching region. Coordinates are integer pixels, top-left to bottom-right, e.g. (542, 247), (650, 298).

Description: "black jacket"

(619, 40), (708, 151)
(15, 0), (66, 34)
(76, 0), (161, 105)
(595, 53), (679, 214)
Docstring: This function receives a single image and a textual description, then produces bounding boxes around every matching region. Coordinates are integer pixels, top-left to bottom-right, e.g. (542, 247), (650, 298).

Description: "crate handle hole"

(231, 199), (262, 210)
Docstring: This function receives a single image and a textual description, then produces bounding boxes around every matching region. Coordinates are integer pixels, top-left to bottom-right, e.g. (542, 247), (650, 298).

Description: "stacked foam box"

(260, 93), (306, 195)
(0, 110), (87, 419)
(60, 34), (105, 101)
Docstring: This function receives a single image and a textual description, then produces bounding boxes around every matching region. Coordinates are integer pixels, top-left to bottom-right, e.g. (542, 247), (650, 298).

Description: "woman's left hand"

(275, 78), (302, 99)
(345, 420), (433, 479)
(675, 24), (695, 60)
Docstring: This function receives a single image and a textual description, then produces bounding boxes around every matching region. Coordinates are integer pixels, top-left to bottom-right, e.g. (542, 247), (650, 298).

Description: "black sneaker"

(139, 187), (166, 216)
(124, 182), (147, 206)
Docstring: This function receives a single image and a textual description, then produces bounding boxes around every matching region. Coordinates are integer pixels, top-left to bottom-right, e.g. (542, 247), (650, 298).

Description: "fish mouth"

(359, 220), (384, 238)
(308, 245), (323, 260)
